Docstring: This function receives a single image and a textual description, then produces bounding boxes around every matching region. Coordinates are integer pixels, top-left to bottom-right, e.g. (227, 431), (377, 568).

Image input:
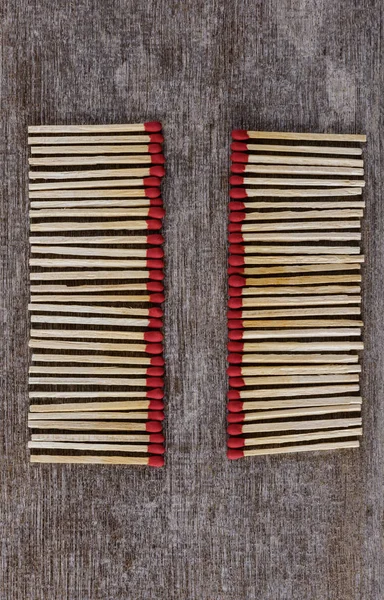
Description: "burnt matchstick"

(30, 143), (163, 155)
(227, 396), (362, 412)
(29, 176), (162, 192)
(29, 399), (165, 412)
(227, 441), (359, 460)
(28, 133), (164, 145)
(28, 122), (163, 133)
(230, 141), (363, 155)
(30, 455), (165, 467)
(231, 130), (366, 142)
(30, 234), (165, 245)
(29, 339), (164, 354)
(28, 440), (165, 454)
(30, 433), (165, 443)
(29, 165), (166, 179)
(28, 304), (163, 317)
(30, 218), (163, 232)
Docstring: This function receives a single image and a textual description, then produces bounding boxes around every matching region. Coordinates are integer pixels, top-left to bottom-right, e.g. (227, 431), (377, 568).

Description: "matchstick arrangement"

(27, 122), (166, 467)
(226, 129), (366, 460)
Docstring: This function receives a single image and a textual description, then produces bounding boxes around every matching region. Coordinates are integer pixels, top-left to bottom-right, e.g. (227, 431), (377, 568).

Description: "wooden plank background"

(1, 1), (383, 598)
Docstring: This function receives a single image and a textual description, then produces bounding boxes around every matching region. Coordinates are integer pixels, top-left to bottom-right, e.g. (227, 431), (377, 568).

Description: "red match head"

(226, 366), (242, 377)
(229, 212), (246, 223)
(149, 270), (164, 281)
(228, 275), (246, 288)
(144, 176), (162, 187)
(149, 133), (164, 143)
(227, 310), (242, 319)
(145, 187), (161, 199)
(148, 206), (166, 219)
(149, 293), (165, 304)
(146, 219), (162, 231)
(229, 175), (244, 186)
(150, 356), (165, 366)
(228, 330), (243, 341)
(146, 388), (164, 399)
(144, 121), (162, 132)
(150, 198), (163, 207)
(227, 319), (244, 330)
(148, 306), (163, 317)
(229, 376), (245, 388)
(148, 455), (165, 467)
(148, 143), (163, 154)
(227, 448), (245, 460)
(227, 341), (244, 353)
(228, 233), (244, 243)
(147, 234), (164, 245)
(227, 423), (243, 435)
(146, 247), (164, 259)
(144, 330), (163, 343)
(146, 281), (164, 292)
(230, 142), (248, 151)
(229, 201), (245, 211)
(227, 412), (244, 423)
(147, 365), (165, 376)
(228, 287), (242, 297)
(228, 223), (242, 233)
(149, 165), (166, 177)
(227, 352), (242, 364)
(147, 259), (164, 269)
(230, 163), (246, 174)
(227, 389), (241, 400)
(149, 433), (165, 443)
(144, 343), (164, 355)
(228, 254), (245, 265)
(227, 400), (244, 413)
(148, 318), (163, 329)
(145, 421), (163, 433)
(148, 443), (165, 455)
(228, 266), (244, 275)
(232, 129), (249, 141)
(229, 188), (247, 199)
(148, 399), (165, 410)
(227, 298), (243, 310)
(227, 436), (245, 448)
(151, 154), (165, 164)
(147, 377), (164, 388)
(231, 152), (248, 164)
(148, 410), (165, 421)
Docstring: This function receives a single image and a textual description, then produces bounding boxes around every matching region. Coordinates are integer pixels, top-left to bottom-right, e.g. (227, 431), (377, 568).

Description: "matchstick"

(231, 130), (366, 142)
(228, 328), (361, 340)
(228, 307), (361, 319)
(230, 212), (363, 223)
(29, 166), (166, 179)
(229, 161), (364, 176)
(30, 294), (165, 303)
(227, 353), (359, 364)
(29, 154), (165, 167)
(28, 122), (163, 133)
(30, 258), (164, 269)
(227, 441), (359, 459)
(30, 281), (164, 292)
(229, 274), (361, 287)
(30, 329), (163, 342)
(29, 178), (162, 192)
(29, 366), (165, 377)
(28, 441), (165, 454)
(28, 411), (164, 421)
(227, 341), (363, 353)
(31, 246), (164, 258)
(28, 304), (163, 317)
(31, 353), (164, 366)
(228, 231), (361, 242)
(30, 144), (162, 155)
(230, 154), (363, 167)
(227, 397), (362, 412)
(229, 176), (364, 188)
(29, 339), (164, 353)
(228, 296), (361, 308)
(228, 318), (362, 330)
(227, 417), (362, 435)
(227, 365), (361, 376)
(227, 428), (362, 448)
(30, 198), (163, 209)
(228, 265), (361, 276)
(30, 315), (163, 329)
(31, 433), (165, 442)
(230, 142), (363, 155)
(229, 285), (361, 296)
(30, 219), (162, 232)
(229, 243), (361, 254)
(30, 270), (164, 281)
(30, 208), (164, 219)
(227, 404), (360, 423)
(29, 400), (164, 412)
(227, 384), (360, 400)
(228, 374), (359, 387)
(228, 253), (364, 263)
(228, 185), (362, 197)
(230, 202), (365, 213)
(28, 377), (164, 387)
(29, 389), (164, 399)
(30, 454), (165, 466)
(28, 134), (164, 145)
(27, 420), (163, 431)
(29, 234), (164, 245)
(29, 188), (162, 199)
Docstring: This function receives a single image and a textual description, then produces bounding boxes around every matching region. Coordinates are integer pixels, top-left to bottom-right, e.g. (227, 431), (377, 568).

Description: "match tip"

(227, 319), (244, 330)
(228, 266), (244, 275)
(149, 410), (165, 421)
(147, 247), (164, 259)
(228, 223), (242, 233)
(227, 389), (241, 400)
(150, 356), (165, 367)
(227, 423), (243, 436)
(147, 366), (164, 377)
(151, 154), (165, 165)
(149, 432), (165, 443)
(145, 187), (162, 199)
(228, 330), (243, 341)
(148, 443), (165, 455)
(149, 270), (164, 281)
(149, 165), (166, 177)
(227, 436), (245, 448)
(227, 412), (244, 423)
(227, 310), (242, 319)
(229, 212), (246, 223)
(148, 318), (163, 329)
(144, 121), (162, 132)
(148, 143), (163, 154)
(148, 455), (165, 467)
(232, 129), (249, 141)
(146, 421), (163, 433)
(227, 365), (241, 376)
(229, 376), (245, 388)
(144, 330), (163, 343)
(229, 188), (247, 199)
(230, 163), (246, 174)
(230, 141), (248, 151)
(229, 175), (244, 186)
(146, 219), (162, 231)
(149, 292), (165, 304)
(148, 306), (163, 318)
(146, 387), (164, 399)
(147, 234), (164, 246)
(227, 400), (244, 413)
(146, 281), (164, 292)
(148, 399), (165, 410)
(227, 341), (244, 353)
(227, 448), (244, 460)
(150, 198), (163, 207)
(149, 133), (164, 143)
(228, 298), (243, 310)
(147, 377), (164, 388)
(227, 352), (242, 364)
(148, 206), (166, 219)
(228, 246), (245, 257)
(231, 152), (249, 164)
(144, 176), (162, 187)
(228, 275), (246, 288)
(144, 343), (164, 355)
(228, 287), (242, 297)
(147, 259), (164, 269)
(229, 201), (245, 211)
(228, 234), (244, 244)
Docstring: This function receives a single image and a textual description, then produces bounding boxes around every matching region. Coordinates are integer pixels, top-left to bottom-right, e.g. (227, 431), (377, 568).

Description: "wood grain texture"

(1, 1), (383, 599)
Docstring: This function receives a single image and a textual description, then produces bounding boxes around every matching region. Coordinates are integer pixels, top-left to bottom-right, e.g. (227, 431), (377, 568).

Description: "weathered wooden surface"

(1, 1), (383, 598)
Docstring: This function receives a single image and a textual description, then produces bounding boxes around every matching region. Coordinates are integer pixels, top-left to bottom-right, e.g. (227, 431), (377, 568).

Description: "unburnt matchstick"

(27, 121), (167, 466)
(227, 129), (366, 460)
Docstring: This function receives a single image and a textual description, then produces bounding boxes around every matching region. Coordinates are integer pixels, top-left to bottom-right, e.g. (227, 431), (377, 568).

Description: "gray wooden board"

(1, 0), (383, 598)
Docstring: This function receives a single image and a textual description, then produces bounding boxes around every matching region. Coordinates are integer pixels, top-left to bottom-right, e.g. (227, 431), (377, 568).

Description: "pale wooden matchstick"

(232, 130), (366, 142)
(230, 307), (361, 318)
(230, 245), (361, 254)
(228, 397), (362, 411)
(232, 265), (361, 276)
(29, 391), (162, 399)
(231, 201), (365, 209)
(228, 342), (363, 352)
(228, 405), (360, 422)
(31, 354), (160, 365)
(28, 134), (163, 145)
(230, 232), (361, 242)
(230, 187), (362, 197)
(30, 198), (160, 207)
(31, 247), (163, 258)
(30, 315), (161, 328)
(29, 189), (158, 199)
(231, 143), (362, 155)
(30, 258), (159, 269)
(228, 365), (361, 376)
(30, 282), (161, 292)
(29, 377), (161, 386)
(231, 274), (361, 286)
(230, 318), (362, 329)
(230, 165), (364, 176)
(230, 295), (361, 307)
(228, 440), (359, 459)
(29, 235), (164, 245)
(233, 285), (361, 295)
(30, 220), (160, 232)
(230, 328), (361, 339)
(231, 177), (364, 187)
(29, 366), (163, 376)
(30, 295), (161, 303)
(29, 167), (163, 179)
(29, 400), (162, 412)
(28, 441), (164, 453)
(28, 123), (162, 133)
(233, 213), (363, 224)
(231, 255), (364, 264)
(228, 384), (360, 399)
(28, 304), (161, 317)
(30, 207), (161, 217)
(27, 421), (161, 431)
(30, 182), (160, 193)
(29, 329), (162, 341)
(230, 353), (359, 364)
(30, 455), (164, 466)
(31, 433), (163, 442)
(29, 155), (161, 167)
(229, 374), (359, 386)
(28, 411), (162, 421)
(30, 270), (161, 281)
(228, 429), (362, 447)
(31, 144), (160, 155)
(228, 416), (362, 435)
(233, 155), (364, 167)
(29, 339), (161, 352)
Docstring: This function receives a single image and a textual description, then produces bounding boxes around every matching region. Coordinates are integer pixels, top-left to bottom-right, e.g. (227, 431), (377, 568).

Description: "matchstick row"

(27, 122), (166, 467)
(227, 129), (366, 461)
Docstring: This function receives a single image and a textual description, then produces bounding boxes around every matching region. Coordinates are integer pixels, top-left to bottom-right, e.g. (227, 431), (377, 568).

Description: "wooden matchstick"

(230, 177), (364, 187)
(29, 235), (164, 245)
(29, 390), (163, 399)
(28, 123), (162, 134)
(227, 404), (360, 422)
(227, 416), (362, 435)
(30, 198), (162, 208)
(28, 441), (165, 454)
(30, 454), (164, 466)
(227, 397), (362, 412)
(227, 341), (363, 353)
(31, 246), (164, 258)
(229, 232), (361, 242)
(30, 144), (162, 155)
(30, 208), (164, 220)
(229, 254), (364, 264)
(231, 212), (363, 224)
(29, 155), (164, 167)
(30, 315), (162, 328)
(30, 282), (163, 292)
(230, 285), (361, 296)
(29, 166), (165, 180)
(28, 134), (164, 145)
(229, 296), (361, 308)
(230, 142), (363, 155)
(29, 188), (161, 199)
(230, 163), (364, 176)
(28, 411), (164, 421)
(228, 374), (359, 387)
(229, 187), (362, 197)
(227, 428), (362, 448)
(228, 307), (361, 319)
(30, 270), (163, 281)
(31, 353), (164, 366)
(29, 400), (164, 412)
(28, 377), (163, 387)
(228, 384), (360, 399)
(30, 328), (162, 341)
(27, 420), (163, 431)
(30, 220), (162, 232)
(229, 265), (361, 276)
(228, 353), (359, 364)
(228, 440), (359, 459)
(30, 257), (160, 269)
(30, 294), (164, 303)
(29, 366), (164, 377)
(231, 154), (364, 167)
(30, 180), (161, 193)
(29, 339), (163, 353)
(229, 328), (361, 340)
(230, 201), (365, 210)
(28, 304), (163, 317)
(229, 274), (361, 286)
(31, 433), (165, 442)
(229, 244), (361, 254)
(229, 318), (362, 330)
(227, 365), (361, 376)
(231, 130), (366, 142)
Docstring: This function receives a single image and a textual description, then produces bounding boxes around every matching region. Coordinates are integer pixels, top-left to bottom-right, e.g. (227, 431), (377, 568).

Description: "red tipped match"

(227, 436), (245, 448)
(227, 401), (244, 413)
(228, 287), (242, 297)
(146, 219), (162, 231)
(227, 448), (245, 460)
(148, 410), (165, 421)
(149, 293), (165, 304)
(230, 188), (247, 199)
(231, 163), (246, 174)
(145, 344), (164, 355)
(146, 421), (163, 433)
(146, 247), (164, 259)
(148, 143), (163, 154)
(227, 353), (242, 364)
(149, 270), (164, 281)
(149, 433), (165, 443)
(146, 387), (164, 399)
(228, 223), (242, 233)
(229, 212), (246, 223)
(149, 133), (164, 143)
(228, 275), (246, 288)
(144, 176), (161, 187)
(229, 175), (245, 186)
(228, 234), (244, 244)
(227, 365), (242, 376)
(145, 187), (161, 199)
(228, 330), (243, 341)
(228, 246), (245, 257)
(147, 377), (164, 388)
(227, 341), (244, 353)
(227, 423), (243, 435)
(228, 319), (244, 330)
(232, 129), (249, 141)
(148, 443), (165, 455)
(144, 331), (163, 343)
(146, 281), (164, 292)
(149, 165), (166, 177)
(147, 234), (164, 245)
(144, 121), (162, 133)
(228, 298), (243, 310)
(150, 356), (165, 367)
(148, 207), (165, 219)
(148, 400), (165, 410)
(227, 310), (242, 319)
(227, 390), (241, 400)
(148, 318), (163, 328)
(148, 455), (165, 467)
(229, 201), (246, 211)
(231, 152), (249, 164)
(230, 142), (248, 151)
(151, 154), (165, 164)
(147, 259), (164, 269)
(227, 412), (245, 423)
(150, 198), (163, 207)
(148, 306), (163, 318)
(229, 377), (245, 388)
(228, 267), (244, 275)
